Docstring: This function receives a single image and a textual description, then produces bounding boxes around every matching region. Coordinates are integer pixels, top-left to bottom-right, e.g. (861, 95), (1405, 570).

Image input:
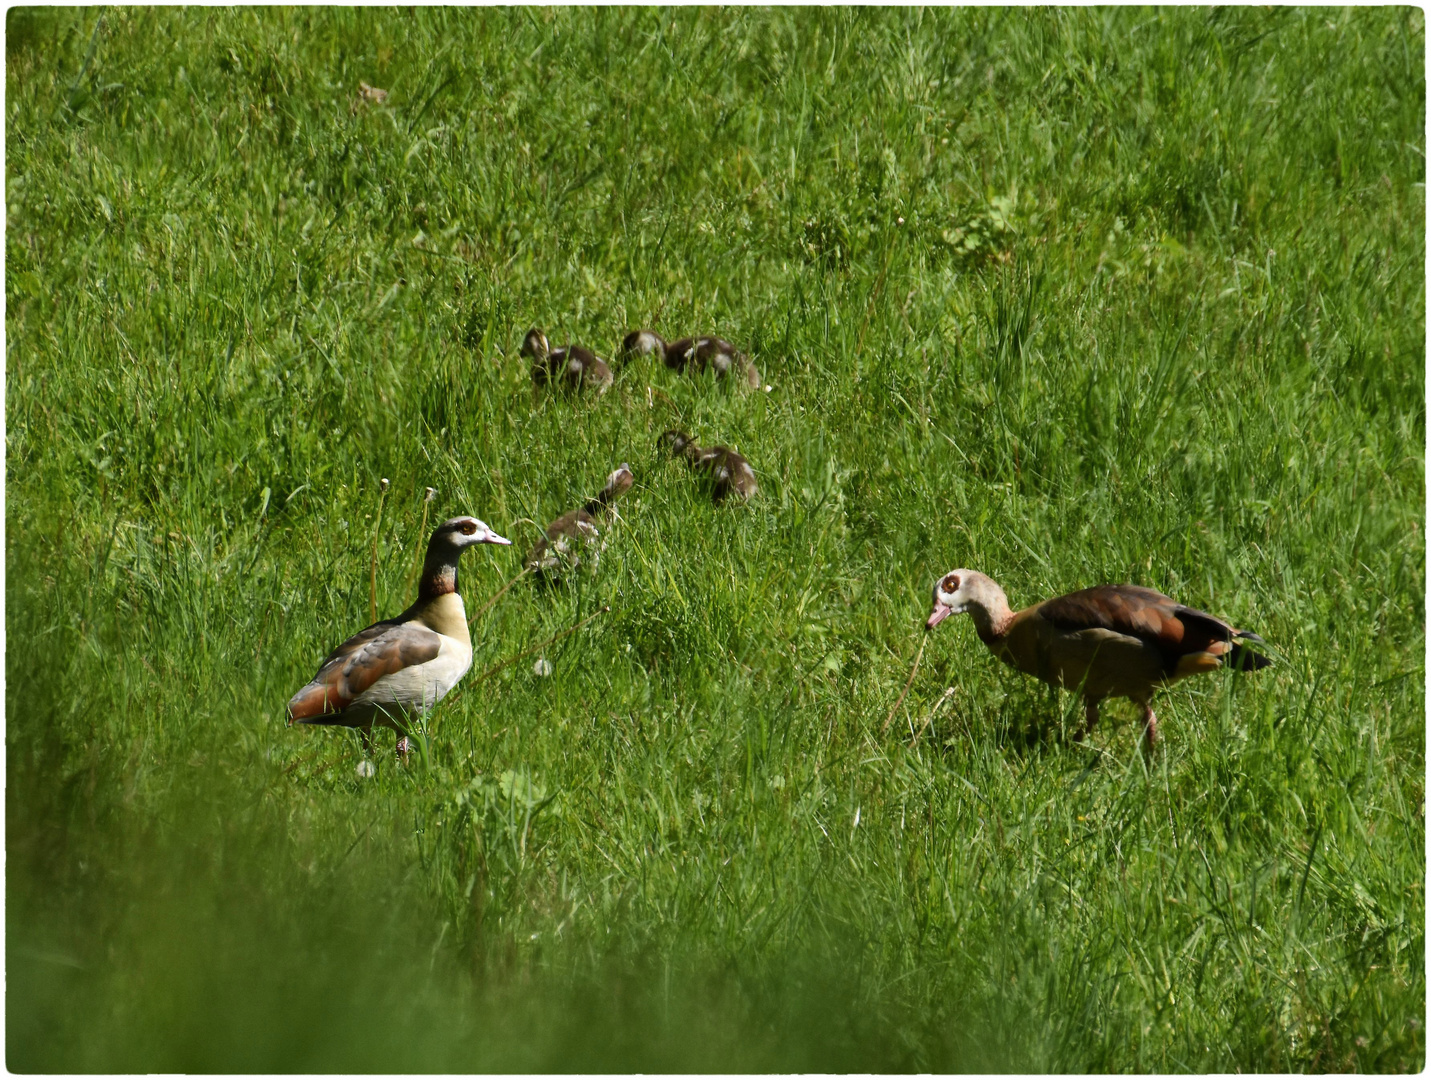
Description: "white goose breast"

(353, 633), (473, 711)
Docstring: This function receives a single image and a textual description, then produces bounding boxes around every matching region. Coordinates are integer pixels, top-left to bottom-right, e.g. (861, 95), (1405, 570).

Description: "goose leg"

(1075, 698), (1100, 741)
(1140, 704), (1159, 758)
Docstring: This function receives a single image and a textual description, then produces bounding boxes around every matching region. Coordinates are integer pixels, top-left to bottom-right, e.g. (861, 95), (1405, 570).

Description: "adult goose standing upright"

(659, 429), (758, 503)
(522, 328), (614, 395)
(925, 570), (1272, 754)
(287, 516), (512, 758)
(621, 330), (761, 389)
(524, 463), (635, 576)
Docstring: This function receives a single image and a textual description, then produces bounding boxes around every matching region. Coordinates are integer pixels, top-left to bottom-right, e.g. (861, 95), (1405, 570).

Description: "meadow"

(5, 7), (1424, 1071)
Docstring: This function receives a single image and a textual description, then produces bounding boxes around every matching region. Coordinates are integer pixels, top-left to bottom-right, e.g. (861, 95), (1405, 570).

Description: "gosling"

(525, 463), (635, 576)
(622, 330), (761, 389)
(659, 430), (758, 504)
(522, 328), (614, 395)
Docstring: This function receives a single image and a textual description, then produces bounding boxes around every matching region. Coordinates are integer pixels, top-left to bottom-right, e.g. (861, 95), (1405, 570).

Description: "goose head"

(433, 516), (512, 550)
(927, 569), (985, 629)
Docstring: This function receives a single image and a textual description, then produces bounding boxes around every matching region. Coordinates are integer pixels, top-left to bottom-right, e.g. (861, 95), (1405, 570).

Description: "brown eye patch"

(943, 574), (960, 593)
(460, 521), (477, 535)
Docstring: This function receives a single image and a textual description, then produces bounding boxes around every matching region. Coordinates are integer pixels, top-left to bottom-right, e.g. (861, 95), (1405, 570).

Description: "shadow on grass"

(7, 735), (1022, 1074)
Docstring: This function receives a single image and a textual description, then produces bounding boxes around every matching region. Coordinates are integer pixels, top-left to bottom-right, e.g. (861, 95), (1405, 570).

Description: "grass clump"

(7, 7), (1424, 1071)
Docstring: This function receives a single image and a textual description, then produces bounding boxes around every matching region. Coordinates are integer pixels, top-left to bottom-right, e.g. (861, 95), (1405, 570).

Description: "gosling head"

(621, 330), (667, 363)
(658, 429), (694, 458)
(604, 463), (636, 500)
(521, 328), (550, 363)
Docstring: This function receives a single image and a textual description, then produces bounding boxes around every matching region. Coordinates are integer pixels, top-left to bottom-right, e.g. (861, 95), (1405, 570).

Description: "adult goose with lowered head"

(659, 430), (758, 504)
(525, 463), (635, 576)
(925, 570), (1271, 754)
(522, 328), (614, 395)
(287, 516), (511, 758)
(622, 330), (761, 388)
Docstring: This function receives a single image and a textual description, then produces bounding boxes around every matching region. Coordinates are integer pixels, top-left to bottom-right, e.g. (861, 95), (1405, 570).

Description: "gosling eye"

(942, 574), (960, 593)
(461, 521), (478, 536)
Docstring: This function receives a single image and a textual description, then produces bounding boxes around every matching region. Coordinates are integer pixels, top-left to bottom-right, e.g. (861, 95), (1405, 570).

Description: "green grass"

(6, 6), (1424, 1071)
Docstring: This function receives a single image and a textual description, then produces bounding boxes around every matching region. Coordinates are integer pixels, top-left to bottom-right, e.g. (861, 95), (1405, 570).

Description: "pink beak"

(926, 603), (952, 630)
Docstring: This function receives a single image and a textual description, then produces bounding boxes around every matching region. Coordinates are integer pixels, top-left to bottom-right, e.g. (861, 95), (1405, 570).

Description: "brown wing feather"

(1037, 585), (1238, 676)
(287, 620), (442, 722)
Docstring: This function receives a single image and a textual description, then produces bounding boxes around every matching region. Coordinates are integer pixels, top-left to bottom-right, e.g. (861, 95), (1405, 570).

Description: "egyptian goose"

(925, 570), (1271, 753)
(659, 429), (758, 503)
(287, 516), (512, 757)
(524, 463), (635, 575)
(522, 328), (614, 395)
(621, 330), (761, 388)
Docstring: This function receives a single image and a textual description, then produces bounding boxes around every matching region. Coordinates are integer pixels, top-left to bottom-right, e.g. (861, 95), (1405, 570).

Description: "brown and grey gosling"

(522, 328), (614, 395)
(925, 570), (1272, 756)
(524, 463), (635, 576)
(287, 516), (512, 759)
(658, 430), (758, 503)
(621, 330), (761, 389)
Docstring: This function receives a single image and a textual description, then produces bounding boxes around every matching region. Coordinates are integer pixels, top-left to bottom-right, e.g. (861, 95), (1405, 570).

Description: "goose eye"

(461, 522), (477, 535)
(943, 574), (960, 593)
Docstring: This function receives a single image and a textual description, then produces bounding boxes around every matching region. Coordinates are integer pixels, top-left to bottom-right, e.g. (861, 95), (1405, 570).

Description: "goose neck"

(966, 580), (1014, 643)
(419, 542), (460, 601)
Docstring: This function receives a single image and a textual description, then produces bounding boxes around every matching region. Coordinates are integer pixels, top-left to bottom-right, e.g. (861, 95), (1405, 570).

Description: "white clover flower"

(533, 658), (553, 677)
(356, 760), (376, 779)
